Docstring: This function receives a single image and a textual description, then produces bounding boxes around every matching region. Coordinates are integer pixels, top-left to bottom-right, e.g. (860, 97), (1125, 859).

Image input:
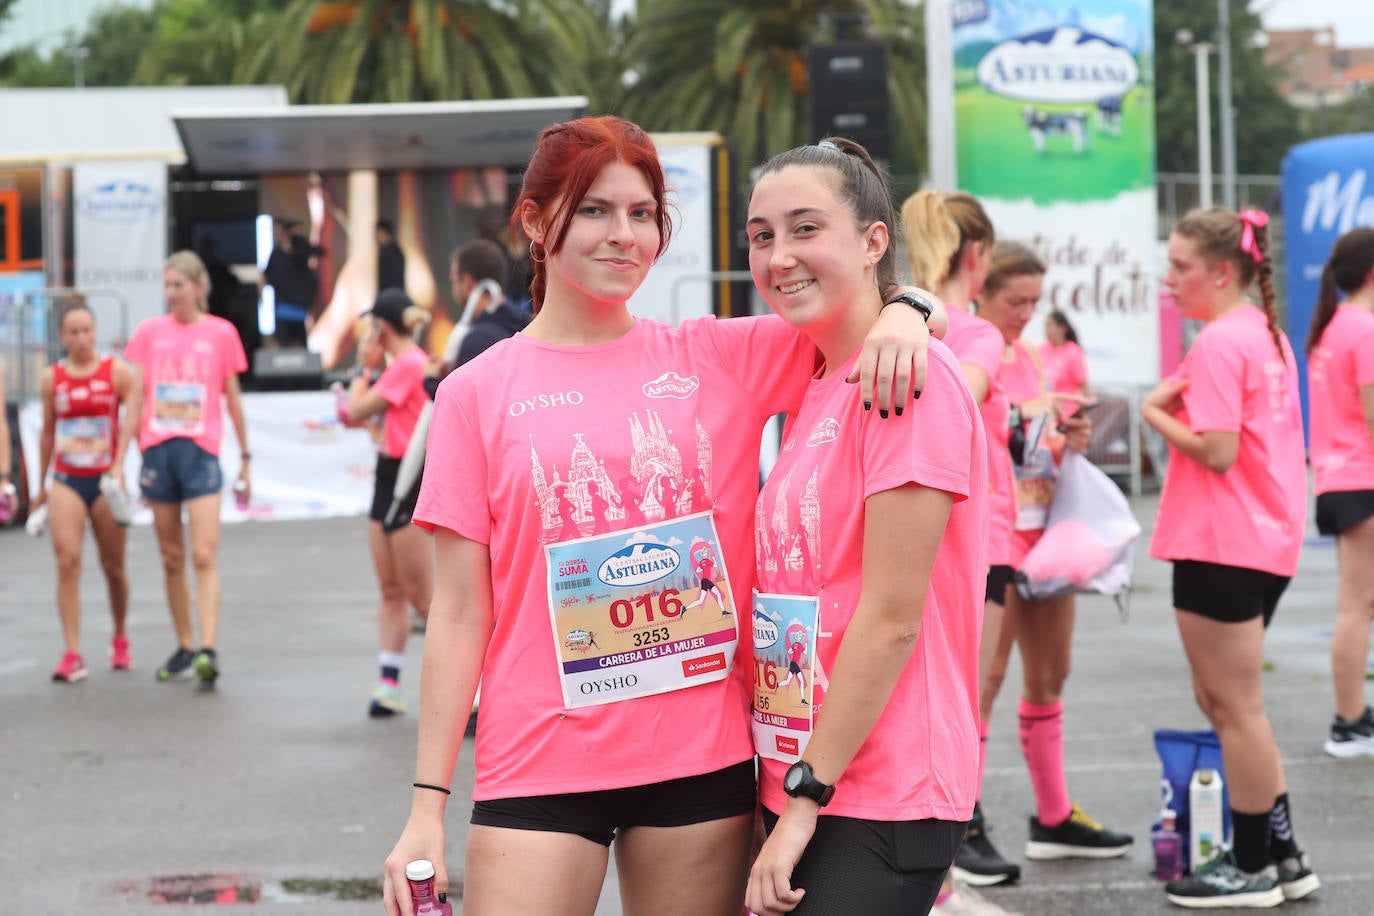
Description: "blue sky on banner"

(953, 0), (1152, 55)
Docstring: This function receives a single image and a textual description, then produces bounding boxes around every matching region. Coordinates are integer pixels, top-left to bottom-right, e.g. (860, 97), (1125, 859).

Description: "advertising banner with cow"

(953, 0), (1157, 385)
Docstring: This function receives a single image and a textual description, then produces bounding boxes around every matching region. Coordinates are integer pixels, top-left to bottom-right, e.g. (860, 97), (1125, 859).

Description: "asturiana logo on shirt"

(806, 418), (841, 447)
(597, 537), (682, 588)
(642, 372), (700, 399)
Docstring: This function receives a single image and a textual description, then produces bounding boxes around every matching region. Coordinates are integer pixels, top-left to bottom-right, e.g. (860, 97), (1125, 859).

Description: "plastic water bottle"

(1152, 808), (1184, 881)
(100, 474), (132, 527)
(25, 502), (48, 537)
(0, 481), (15, 524)
(1189, 768), (1224, 869)
(405, 860), (452, 916)
(233, 479), (249, 511)
(332, 381), (350, 424)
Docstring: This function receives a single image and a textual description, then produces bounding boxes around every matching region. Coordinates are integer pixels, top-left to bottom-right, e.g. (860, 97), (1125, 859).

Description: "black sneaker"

(1274, 851), (1320, 901)
(193, 649), (219, 686)
(156, 647), (197, 681)
(1164, 852), (1283, 908)
(953, 802), (1021, 886)
(1323, 706), (1374, 758)
(1025, 802), (1133, 860)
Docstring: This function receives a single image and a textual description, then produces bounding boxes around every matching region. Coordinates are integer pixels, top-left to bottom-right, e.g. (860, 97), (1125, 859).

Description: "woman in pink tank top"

(1304, 227), (1374, 758)
(32, 303), (137, 682)
(1143, 208), (1317, 906)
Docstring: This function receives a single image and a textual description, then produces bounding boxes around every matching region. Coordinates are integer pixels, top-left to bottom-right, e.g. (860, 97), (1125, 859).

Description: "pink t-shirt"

(1150, 305), (1305, 577)
(373, 345), (429, 459)
(124, 314), (247, 455)
(754, 342), (985, 822)
(1040, 341), (1089, 396)
(1308, 304), (1374, 495)
(946, 306), (1015, 567)
(415, 316), (814, 800)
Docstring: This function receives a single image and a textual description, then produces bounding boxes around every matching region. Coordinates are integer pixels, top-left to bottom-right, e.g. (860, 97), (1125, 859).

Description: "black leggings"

(762, 809), (966, 915)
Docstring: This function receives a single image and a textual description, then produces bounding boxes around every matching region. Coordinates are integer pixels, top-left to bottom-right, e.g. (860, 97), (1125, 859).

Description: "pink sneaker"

(52, 651), (88, 683)
(111, 636), (133, 670)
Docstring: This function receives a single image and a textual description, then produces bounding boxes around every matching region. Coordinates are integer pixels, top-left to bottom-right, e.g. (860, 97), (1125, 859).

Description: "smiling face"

(977, 272), (1043, 343)
(747, 164), (885, 334)
(1165, 232), (1229, 320)
(59, 307), (96, 361)
(528, 160), (661, 311)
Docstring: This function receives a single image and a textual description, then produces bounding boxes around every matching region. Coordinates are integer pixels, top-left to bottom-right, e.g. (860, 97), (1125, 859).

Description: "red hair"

(510, 116), (672, 313)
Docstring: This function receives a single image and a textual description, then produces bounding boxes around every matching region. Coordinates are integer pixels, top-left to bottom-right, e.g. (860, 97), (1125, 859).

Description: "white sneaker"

(932, 884), (1021, 916)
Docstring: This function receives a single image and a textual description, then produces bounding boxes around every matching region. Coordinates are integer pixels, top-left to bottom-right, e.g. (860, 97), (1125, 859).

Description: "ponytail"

(901, 191), (961, 289)
(1307, 227), (1374, 354)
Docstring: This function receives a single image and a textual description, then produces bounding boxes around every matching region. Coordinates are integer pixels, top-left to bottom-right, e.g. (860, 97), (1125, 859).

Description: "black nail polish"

(894, 405), (903, 417)
(879, 409), (888, 419)
(863, 400), (872, 411)
(439, 893), (447, 904)
(913, 389), (922, 400)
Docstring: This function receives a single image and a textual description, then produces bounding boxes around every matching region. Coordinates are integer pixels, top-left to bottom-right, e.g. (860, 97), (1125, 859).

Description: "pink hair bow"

(1239, 209), (1269, 264)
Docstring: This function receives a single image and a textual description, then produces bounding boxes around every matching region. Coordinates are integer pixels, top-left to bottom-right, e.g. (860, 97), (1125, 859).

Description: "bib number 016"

(609, 589), (683, 628)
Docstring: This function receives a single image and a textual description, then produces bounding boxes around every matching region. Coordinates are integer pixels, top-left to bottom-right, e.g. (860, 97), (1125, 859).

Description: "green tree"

(1153, 0), (1300, 176)
(0, 4), (161, 87)
(132, 0), (293, 85)
(235, 0), (610, 104)
(619, 0), (926, 176)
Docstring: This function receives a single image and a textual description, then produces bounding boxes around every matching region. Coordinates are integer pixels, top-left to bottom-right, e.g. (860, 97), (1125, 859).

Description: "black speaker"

(253, 347), (323, 391)
(806, 41), (893, 161)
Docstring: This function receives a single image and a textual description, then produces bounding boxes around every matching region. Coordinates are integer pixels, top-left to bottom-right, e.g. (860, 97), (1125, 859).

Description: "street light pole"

(1195, 42), (1214, 208)
(1218, 0), (1238, 210)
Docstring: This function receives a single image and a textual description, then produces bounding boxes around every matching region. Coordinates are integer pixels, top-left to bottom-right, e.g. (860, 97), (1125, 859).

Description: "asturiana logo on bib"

(597, 535), (681, 587)
(78, 181), (163, 223)
(977, 27), (1139, 103)
(642, 372), (700, 399)
(753, 608), (780, 650)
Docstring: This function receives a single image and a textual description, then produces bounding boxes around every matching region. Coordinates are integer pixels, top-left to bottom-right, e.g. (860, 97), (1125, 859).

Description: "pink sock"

(935, 890), (953, 906)
(976, 718), (991, 792)
(1018, 698), (1071, 826)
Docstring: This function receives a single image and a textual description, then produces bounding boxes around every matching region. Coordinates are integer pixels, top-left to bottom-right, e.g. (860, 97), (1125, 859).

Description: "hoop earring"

(529, 240), (546, 264)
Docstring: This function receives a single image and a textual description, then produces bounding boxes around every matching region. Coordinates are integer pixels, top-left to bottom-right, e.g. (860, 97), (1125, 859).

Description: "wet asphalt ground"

(2, 494), (1372, 915)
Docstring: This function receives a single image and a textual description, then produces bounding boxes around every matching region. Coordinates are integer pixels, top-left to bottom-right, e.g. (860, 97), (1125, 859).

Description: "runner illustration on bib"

(682, 536), (729, 617)
(751, 592), (824, 763)
(150, 382), (207, 437)
(546, 510), (738, 708)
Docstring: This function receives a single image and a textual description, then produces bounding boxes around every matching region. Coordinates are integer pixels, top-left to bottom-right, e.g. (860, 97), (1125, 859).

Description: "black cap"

(363, 287), (411, 330)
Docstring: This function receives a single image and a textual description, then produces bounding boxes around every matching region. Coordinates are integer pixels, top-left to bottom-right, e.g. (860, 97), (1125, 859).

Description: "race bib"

(545, 510), (738, 708)
(55, 416), (112, 469)
(150, 383), (207, 436)
(1014, 412), (1056, 531)
(750, 592), (821, 764)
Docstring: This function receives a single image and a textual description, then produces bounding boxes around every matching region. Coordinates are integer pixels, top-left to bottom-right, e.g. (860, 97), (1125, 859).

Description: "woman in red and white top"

(380, 117), (935, 916)
(32, 302), (137, 682)
(1144, 207), (1317, 907)
(1305, 227), (1374, 758)
(342, 287), (434, 718)
(971, 243), (1134, 863)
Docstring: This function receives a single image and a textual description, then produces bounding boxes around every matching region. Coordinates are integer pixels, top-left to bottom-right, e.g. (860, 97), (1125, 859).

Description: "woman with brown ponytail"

(1144, 207), (1318, 908)
(1305, 227), (1374, 759)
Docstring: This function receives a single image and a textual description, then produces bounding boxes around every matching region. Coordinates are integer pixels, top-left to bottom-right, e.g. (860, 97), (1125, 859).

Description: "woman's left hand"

(848, 289), (932, 414)
(745, 804), (817, 915)
(1143, 377), (1188, 416)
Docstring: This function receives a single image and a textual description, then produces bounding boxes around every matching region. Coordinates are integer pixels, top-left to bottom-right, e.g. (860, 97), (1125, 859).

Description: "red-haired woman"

(1306, 227), (1374, 757)
(381, 116), (938, 916)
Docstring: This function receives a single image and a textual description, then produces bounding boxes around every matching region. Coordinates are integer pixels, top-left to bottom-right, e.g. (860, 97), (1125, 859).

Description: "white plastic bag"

(1016, 450), (1140, 607)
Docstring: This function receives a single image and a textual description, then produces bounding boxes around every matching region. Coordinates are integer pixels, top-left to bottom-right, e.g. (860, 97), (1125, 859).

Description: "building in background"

(1264, 27), (1374, 109)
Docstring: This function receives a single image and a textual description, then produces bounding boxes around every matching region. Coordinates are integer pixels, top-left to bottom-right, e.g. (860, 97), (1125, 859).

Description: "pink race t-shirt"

(754, 341), (985, 822)
(373, 345), (429, 459)
(1150, 304), (1306, 577)
(1040, 340), (1089, 396)
(946, 306), (1015, 567)
(415, 316), (815, 800)
(124, 314), (248, 455)
(1309, 304), (1374, 495)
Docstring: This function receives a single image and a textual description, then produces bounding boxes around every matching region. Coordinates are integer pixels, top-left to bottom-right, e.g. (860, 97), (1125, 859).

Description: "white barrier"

(20, 390), (379, 524)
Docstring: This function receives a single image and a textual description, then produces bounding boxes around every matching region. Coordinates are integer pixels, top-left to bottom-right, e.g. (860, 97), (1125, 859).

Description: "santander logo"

(806, 418), (841, 447)
(642, 372), (700, 399)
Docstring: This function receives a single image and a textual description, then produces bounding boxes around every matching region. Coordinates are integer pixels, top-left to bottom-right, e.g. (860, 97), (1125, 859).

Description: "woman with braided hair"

(1305, 227), (1374, 757)
(1143, 207), (1319, 908)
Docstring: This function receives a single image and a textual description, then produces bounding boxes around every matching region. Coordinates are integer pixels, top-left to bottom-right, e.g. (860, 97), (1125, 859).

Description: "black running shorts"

(470, 759), (756, 847)
(1172, 560), (1290, 627)
(1316, 489), (1374, 537)
(760, 808), (966, 915)
(985, 565), (1015, 607)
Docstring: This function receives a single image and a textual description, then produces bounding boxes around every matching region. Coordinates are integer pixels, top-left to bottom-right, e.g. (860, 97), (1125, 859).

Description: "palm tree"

(236, 0), (611, 104)
(620, 0), (926, 176)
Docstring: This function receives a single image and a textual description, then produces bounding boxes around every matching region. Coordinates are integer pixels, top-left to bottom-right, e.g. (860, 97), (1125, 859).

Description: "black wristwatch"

(883, 290), (936, 323)
(783, 760), (836, 807)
